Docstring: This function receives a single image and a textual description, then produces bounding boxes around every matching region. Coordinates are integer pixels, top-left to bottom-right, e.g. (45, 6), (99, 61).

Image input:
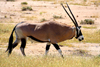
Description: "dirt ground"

(0, 0), (100, 57)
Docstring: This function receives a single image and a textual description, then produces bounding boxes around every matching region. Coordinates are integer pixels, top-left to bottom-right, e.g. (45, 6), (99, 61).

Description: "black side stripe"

(28, 36), (49, 43)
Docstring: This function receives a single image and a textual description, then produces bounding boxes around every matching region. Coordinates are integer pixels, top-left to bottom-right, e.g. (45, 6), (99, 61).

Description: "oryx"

(6, 3), (84, 58)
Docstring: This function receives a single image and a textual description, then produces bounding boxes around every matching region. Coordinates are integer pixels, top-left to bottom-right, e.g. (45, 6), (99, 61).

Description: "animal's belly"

(28, 31), (49, 42)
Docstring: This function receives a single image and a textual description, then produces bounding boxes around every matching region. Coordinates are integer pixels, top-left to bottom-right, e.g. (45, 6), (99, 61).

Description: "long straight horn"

(61, 3), (77, 27)
(61, 4), (75, 24)
(66, 2), (78, 27)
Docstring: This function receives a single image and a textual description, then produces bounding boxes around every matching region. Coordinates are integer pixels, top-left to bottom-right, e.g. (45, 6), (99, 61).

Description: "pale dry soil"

(0, 42), (100, 57)
(0, 0), (100, 57)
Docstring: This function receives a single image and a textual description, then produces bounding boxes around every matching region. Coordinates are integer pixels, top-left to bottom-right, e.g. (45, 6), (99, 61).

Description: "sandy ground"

(0, 0), (100, 57)
(1, 42), (100, 57)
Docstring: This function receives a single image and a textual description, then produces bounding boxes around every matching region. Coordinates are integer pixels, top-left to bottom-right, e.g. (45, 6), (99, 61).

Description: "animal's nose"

(82, 37), (84, 40)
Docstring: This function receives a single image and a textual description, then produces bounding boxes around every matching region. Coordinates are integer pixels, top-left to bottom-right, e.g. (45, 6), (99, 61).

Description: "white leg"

(58, 49), (63, 58)
(53, 43), (64, 58)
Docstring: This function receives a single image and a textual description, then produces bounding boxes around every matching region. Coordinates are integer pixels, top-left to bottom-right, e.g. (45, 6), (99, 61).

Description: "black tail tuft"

(5, 25), (16, 56)
(5, 33), (13, 53)
(6, 22), (24, 56)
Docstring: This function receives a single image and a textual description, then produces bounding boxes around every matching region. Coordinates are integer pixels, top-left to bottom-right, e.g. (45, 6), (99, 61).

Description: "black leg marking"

(12, 43), (18, 49)
(53, 44), (60, 50)
(45, 43), (51, 55)
(46, 45), (50, 51)
(8, 39), (20, 56)
(20, 38), (26, 56)
(53, 44), (64, 58)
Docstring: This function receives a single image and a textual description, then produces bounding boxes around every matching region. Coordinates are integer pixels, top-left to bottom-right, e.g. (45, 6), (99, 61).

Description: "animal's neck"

(72, 26), (76, 38)
(74, 27), (78, 38)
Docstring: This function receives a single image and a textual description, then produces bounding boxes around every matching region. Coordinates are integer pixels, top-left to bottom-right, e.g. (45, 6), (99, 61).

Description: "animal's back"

(15, 21), (75, 43)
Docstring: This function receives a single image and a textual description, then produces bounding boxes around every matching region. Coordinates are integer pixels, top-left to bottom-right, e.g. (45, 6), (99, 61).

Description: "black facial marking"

(75, 26), (83, 39)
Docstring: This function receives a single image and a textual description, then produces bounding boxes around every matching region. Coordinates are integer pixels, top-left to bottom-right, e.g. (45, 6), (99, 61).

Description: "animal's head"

(61, 3), (84, 41)
(75, 26), (84, 41)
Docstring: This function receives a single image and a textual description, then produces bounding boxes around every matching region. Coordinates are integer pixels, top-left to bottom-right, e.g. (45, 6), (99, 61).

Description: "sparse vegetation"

(75, 49), (89, 56)
(27, 6), (33, 11)
(90, 15), (99, 18)
(21, 2), (28, 5)
(40, 18), (47, 22)
(70, 0), (99, 6)
(4, 15), (7, 18)
(80, 19), (94, 25)
(22, 6), (33, 11)
(6, 0), (15, 1)
(53, 15), (62, 19)
(22, 7), (27, 11)
(93, 0), (100, 7)
(21, 16), (37, 20)
(40, 11), (46, 15)
(83, 26), (97, 29)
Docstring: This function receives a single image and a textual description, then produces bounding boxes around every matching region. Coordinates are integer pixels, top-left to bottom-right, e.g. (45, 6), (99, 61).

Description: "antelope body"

(6, 3), (84, 58)
(17, 21), (75, 43)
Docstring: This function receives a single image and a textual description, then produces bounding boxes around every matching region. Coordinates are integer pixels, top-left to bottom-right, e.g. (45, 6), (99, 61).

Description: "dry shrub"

(22, 6), (33, 11)
(6, 0), (15, 1)
(80, 19), (94, 25)
(21, 2), (28, 5)
(40, 18), (47, 22)
(53, 15), (62, 19)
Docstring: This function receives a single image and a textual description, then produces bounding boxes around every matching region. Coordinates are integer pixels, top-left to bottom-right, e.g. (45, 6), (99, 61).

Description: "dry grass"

(21, 16), (37, 20)
(59, 41), (74, 47)
(40, 18), (47, 22)
(40, 11), (46, 15)
(0, 24), (15, 43)
(83, 26), (97, 29)
(82, 29), (100, 43)
(53, 15), (62, 19)
(0, 49), (100, 67)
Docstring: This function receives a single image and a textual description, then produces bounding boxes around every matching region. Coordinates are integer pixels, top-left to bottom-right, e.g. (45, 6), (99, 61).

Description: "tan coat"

(16, 21), (75, 43)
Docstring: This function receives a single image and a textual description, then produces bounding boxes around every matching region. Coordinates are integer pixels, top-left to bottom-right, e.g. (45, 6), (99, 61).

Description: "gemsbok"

(6, 3), (84, 58)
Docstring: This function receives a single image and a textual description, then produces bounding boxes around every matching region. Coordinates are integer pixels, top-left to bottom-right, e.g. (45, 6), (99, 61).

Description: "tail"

(6, 22), (24, 55)
(5, 26), (16, 55)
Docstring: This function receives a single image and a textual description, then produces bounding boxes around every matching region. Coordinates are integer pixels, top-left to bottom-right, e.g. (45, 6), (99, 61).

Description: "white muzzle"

(78, 35), (84, 41)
